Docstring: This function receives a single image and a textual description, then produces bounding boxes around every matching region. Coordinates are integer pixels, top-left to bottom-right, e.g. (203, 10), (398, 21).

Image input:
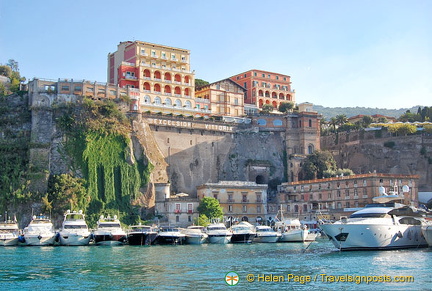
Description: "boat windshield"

(64, 225), (87, 229)
(99, 223), (121, 228)
(208, 227), (226, 231)
(349, 213), (391, 219)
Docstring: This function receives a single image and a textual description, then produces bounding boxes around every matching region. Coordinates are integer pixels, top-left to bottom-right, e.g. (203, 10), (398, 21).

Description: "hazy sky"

(1, 0), (431, 109)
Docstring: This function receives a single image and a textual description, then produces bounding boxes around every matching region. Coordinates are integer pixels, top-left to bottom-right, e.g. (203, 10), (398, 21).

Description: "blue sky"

(1, 0), (431, 109)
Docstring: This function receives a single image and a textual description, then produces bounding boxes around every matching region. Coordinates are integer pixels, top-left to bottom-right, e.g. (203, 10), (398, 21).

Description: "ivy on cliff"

(57, 98), (151, 226)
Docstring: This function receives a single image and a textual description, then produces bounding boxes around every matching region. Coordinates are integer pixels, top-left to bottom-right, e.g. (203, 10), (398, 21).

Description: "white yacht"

(93, 215), (127, 246)
(319, 185), (428, 251)
(253, 225), (281, 243)
(0, 218), (20, 246)
(230, 221), (256, 243)
(58, 210), (92, 246)
(421, 223), (432, 247)
(183, 225), (208, 244)
(206, 223), (232, 244)
(275, 218), (309, 242)
(22, 215), (56, 246)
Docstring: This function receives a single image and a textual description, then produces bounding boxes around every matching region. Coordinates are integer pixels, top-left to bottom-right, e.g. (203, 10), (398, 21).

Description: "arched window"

(143, 82), (150, 91)
(143, 95), (151, 104)
(175, 99), (182, 107)
(308, 144), (314, 154)
(184, 88), (190, 96)
(154, 71), (161, 80)
(154, 96), (161, 105)
(184, 100), (192, 108)
(257, 119), (267, 125)
(154, 84), (161, 92)
(273, 119), (283, 126)
(164, 98), (172, 106)
(164, 85), (171, 94)
(164, 72), (172, 81)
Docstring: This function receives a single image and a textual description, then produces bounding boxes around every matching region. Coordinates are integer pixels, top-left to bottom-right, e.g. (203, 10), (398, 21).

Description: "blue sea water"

(1, 240), (431, 290)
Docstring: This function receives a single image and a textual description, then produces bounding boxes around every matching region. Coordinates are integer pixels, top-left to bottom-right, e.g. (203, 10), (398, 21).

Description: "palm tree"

(335, 114), (348, 127)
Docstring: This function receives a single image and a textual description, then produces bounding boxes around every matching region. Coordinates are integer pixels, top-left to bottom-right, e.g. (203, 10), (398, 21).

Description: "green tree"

(335, 114), (348, 127)
(278, 102), (294, 113)
(261, 104), (274, 114)
(46, 174), (89, 218)
(195, 78), (209, 89)
(300, 150), (337, 180)
(194, 214), (210, 226)
(197, 197), (223, 220)
(361, 115), (374, 128)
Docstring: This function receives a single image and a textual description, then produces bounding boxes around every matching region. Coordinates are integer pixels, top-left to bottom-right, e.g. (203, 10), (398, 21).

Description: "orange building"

(229, 69), (295, 112)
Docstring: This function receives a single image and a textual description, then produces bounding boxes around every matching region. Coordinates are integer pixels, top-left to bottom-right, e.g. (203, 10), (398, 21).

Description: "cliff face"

(321, 131), (432, 191)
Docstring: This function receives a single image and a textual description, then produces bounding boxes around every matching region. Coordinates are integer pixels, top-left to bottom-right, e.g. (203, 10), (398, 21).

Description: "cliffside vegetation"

(55, 98), (152, 226)
(299, 150), (354, 180)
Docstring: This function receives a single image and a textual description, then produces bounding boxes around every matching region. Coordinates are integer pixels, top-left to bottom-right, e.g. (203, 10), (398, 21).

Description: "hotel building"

(277, 173), (419, 221)
(230, 69), (296, 114)
(197, 181), (268, 224)
(195, 79), (246, 118)
(107, 41), (209, 116)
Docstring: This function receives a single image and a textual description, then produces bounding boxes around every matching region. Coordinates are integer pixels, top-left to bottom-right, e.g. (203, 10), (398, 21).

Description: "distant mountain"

(312, 105), (422, 120)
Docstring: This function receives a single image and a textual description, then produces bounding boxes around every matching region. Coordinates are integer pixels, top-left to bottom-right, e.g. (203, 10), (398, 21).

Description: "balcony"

(187, 210), (193, 214)
(174, 209), (181, 214)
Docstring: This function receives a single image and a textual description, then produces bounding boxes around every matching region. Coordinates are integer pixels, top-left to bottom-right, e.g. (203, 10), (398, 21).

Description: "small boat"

(0, 218), (20, 246)
(230, 221), (256, 243)
(275, 218), (309, 242)
(127, 225), (158, 246)
(156, 226), (186, 245)
(253, 225), (281, 243)
(93, 215), (127, 246)
(22, 215), (56, 246)
(320, 184), (428, 251)
(58, 210), (92, 246)
(183, 226), (208, 244)
(206, 223), (232, 244)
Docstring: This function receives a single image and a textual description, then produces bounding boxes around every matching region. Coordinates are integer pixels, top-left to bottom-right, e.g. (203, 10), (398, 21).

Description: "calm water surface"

(1, 240), (431, 290)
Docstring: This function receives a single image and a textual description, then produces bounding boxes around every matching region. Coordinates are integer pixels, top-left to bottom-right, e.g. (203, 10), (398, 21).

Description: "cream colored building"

(197, 181), (268, 224)
(277, 173), (419, 221)
(195, 79), (245, 118)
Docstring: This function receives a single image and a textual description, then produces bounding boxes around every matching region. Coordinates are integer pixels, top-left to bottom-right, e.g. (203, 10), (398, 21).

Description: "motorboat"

(93, 215), (127, 246)
(206, 223), (232, 244)
(275, 218), (309, 242)
(58, 210), (92, 246)
(183, 225), (208, 244)
(421, 222), (432, 247)
(319, 185), (428, 251)
(230, 221), (256, 243)
(127, 225), (158, 246)
(0, 218), (20, 246)
(156, 226), (186, 245)
(253, 225), (281, 243)
(22, 215), (56, 246)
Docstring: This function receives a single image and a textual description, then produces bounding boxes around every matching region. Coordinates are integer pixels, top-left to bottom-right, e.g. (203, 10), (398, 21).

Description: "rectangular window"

(228, 205), (233, 212)
(257, 205), (261, 213)
(61, 86), (69, 91)
(74, 86), (82, 91)
(244, 82), (247, 89)
(243, 205), (247, 213)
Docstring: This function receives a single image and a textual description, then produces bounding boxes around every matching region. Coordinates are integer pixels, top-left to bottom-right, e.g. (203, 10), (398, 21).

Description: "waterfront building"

(229, 69), (296, 111)
(277, 173), (419, 221)
(195, 79), (246, 118)
(154, 183), (200, 227)
(197, 181), (268, 225)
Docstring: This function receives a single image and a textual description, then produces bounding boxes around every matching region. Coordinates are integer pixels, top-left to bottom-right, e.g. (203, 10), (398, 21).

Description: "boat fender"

(18, 235), (26, 243)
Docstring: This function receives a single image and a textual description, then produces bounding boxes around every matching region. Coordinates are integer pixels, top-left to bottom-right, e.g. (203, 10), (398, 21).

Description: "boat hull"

(58, 233), (91, 246)
(24, 235), (56, 246)
(0, 237), (19, 246)
(421, 225), (432, 247)
(185, 235), (208, 245)
(128, 233), (158, 245)
(231, 233), (254, 243)
(156, 235), (185, 245)
(254, 234), (281, 243)
(320, 223), (427, 251)
(94, 234), (127, 246)
(278, 229), (308, 242)
(208, 234), (231, 244)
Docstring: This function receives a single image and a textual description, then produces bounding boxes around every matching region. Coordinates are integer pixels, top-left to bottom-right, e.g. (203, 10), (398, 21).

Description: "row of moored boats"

(0, 210), (318, 246)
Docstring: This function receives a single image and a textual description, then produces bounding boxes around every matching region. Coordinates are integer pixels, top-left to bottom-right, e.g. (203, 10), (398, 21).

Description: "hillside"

(312, 105), (422, 120)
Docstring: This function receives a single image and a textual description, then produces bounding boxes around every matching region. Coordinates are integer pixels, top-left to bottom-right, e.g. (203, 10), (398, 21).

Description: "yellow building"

(195, 79), (246, 118)
(197, 181), (268, 224)
(277, 173), (419, 221)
